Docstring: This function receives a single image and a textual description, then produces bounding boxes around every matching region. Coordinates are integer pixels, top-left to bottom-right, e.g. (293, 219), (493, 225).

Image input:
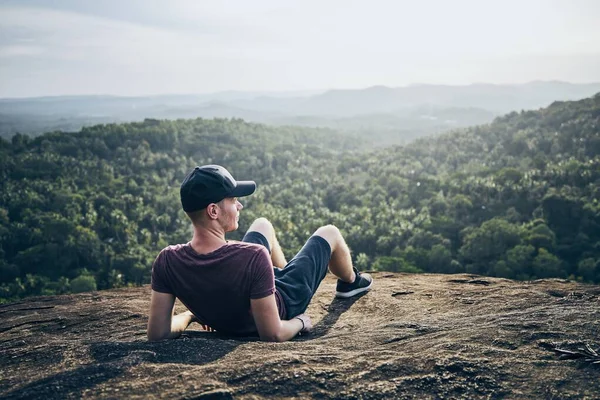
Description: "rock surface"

(1, 272), (599, 399)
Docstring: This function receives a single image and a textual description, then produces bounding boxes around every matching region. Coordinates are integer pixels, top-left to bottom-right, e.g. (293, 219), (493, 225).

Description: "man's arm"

(147, 290), (196, 341)
(251, 294), (311, 342)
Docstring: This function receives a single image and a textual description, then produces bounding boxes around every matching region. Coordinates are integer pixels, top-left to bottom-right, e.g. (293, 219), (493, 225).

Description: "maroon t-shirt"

(151, 241), (286, 336)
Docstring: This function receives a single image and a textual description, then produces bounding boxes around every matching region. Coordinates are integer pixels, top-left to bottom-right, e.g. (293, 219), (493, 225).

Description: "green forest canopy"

(1, 94), (599, 301)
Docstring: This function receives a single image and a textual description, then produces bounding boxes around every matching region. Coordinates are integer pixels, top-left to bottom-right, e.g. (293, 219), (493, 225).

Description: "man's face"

(217, 197), (243, 232)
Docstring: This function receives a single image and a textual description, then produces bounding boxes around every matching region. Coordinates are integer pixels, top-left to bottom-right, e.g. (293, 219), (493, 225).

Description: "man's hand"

(294, 314), (313, 335)
(182, 310), (216, 332)
(251, 295), (311, 341)
(182, 310), (198, 322)
(148, 291), (198, 341)
(183, 310), (209, 328)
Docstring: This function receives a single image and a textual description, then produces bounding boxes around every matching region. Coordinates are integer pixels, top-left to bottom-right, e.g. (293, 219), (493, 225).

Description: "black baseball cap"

(180, 165), (256, 212)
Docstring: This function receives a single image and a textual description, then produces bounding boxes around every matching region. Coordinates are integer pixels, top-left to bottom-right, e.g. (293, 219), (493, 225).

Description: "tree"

(577, 258), (599, 283)
(428, 244), (453, 273)
(355, 253), (371, 271)
(532, 249), (564, 279)
(372, 256), (422, 273)
(71, 272), (97, 293)
(492, 260), (514, 279)
(506, 245), (536, 279)
(542, 193), (582, 236)
(525, 222), (557, 251)
(459, 218), (522, 274)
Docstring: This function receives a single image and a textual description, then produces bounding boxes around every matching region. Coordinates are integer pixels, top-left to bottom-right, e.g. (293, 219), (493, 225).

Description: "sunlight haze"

(1, 0), (599, 97)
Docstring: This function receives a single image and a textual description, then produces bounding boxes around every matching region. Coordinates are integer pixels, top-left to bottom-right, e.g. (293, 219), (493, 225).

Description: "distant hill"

(285, 81), (600, 116)
(2, 81), (599, 142)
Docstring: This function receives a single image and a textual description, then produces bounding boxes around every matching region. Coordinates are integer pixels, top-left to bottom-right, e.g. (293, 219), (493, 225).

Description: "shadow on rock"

(310, 292), (369, 338)
(90, 335), (241, 365)
(4, 336), (241, 400)
(3, 363), (124, 400)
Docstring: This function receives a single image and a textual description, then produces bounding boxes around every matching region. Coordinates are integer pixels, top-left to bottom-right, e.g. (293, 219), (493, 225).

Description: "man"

(147, 165), (373, 342)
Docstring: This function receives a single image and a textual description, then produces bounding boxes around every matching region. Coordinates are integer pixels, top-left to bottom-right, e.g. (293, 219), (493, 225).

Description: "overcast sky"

(1, 0), (599, 98)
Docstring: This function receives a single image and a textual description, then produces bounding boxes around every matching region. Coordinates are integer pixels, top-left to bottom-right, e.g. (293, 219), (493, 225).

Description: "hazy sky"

(1, 0), (599, 97)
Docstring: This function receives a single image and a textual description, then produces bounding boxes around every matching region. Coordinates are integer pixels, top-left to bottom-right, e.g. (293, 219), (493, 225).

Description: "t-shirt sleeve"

(151, 249), (174, 294)
(249, 247), (276, 299)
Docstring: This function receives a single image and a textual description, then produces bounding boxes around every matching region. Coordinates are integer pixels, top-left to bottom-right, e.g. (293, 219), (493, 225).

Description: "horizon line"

(2, 80), (600, 101)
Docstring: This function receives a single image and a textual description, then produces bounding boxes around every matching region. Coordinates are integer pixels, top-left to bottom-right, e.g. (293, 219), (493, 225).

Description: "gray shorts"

(242, 231), (331, 319)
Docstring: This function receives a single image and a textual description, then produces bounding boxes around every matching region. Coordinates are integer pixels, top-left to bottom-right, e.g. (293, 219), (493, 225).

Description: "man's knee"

(313, 224), (341, 250)
(248, 217), (274, 236)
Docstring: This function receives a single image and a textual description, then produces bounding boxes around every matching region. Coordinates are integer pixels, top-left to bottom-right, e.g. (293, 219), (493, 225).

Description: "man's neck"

(189, 225), (227, 255)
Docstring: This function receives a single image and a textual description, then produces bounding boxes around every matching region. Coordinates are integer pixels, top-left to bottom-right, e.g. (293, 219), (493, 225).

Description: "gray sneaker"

(335, 267), (373, 298)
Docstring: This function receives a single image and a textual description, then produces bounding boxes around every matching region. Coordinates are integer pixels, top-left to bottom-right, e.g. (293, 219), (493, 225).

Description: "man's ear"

(207, 203), (219, 220)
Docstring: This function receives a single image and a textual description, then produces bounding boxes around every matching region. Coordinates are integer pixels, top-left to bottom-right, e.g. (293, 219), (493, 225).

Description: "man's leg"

(246, 218), (287, 268)
(275, 224), (374, 317)
(313, 225), (355, 282)
(313, 225), (373, 298)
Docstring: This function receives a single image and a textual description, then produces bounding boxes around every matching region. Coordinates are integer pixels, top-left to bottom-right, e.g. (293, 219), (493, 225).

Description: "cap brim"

(230, 181), (256, 197)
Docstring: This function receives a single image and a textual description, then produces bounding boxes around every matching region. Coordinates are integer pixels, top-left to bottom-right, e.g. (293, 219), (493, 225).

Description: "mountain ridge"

(3, 81), (599, 140)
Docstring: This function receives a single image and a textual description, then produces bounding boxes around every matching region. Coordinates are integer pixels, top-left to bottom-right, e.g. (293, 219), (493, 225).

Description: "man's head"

(180, 165), (256, 230)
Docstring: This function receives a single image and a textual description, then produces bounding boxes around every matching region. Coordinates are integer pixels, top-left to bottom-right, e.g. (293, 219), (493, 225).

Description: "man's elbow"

(259, 329), (288, 342)
(147, 327), (170, 342)
(260, 334), (286, 342)
(147, 332), (164, 342)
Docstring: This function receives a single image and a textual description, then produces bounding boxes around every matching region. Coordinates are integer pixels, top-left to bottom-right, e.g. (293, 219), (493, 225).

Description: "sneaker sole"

(335, 281), (373, 298)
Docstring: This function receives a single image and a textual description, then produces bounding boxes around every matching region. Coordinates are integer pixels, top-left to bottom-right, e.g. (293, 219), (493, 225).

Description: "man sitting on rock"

(147, 165), (373, 342)
(148, 165), (373, 342)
